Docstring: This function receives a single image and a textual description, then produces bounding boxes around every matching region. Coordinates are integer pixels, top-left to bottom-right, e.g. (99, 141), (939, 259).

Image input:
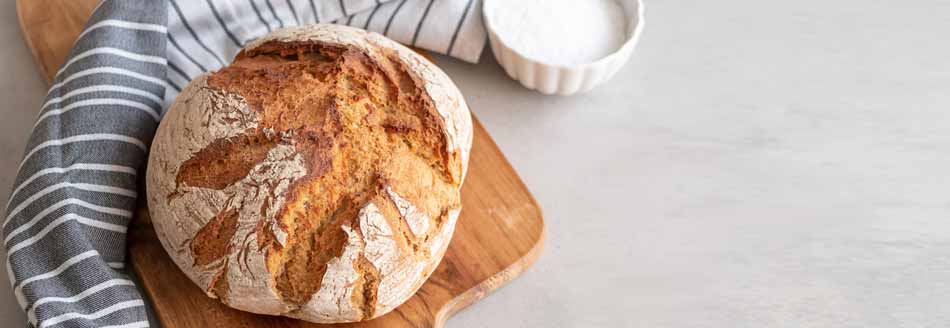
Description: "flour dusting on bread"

(147, 24), (472, 323)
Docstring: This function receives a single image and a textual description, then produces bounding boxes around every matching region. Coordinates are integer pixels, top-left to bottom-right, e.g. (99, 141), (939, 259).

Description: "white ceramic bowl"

(483, 0), (644, 96)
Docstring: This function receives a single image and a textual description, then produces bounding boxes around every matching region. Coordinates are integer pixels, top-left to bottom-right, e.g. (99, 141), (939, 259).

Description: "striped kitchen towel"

(2, 0), (485, 327)
(165, 0), (486, 103)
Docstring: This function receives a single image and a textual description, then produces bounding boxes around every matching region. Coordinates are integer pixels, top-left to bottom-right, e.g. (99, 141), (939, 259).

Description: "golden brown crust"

(147, 25), (473, 323)
(190, 208), (240, 266)
(176, 134), (280, 190)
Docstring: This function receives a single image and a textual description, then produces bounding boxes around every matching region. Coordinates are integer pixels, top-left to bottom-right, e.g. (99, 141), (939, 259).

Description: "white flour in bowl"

(486, 0), (628, 66)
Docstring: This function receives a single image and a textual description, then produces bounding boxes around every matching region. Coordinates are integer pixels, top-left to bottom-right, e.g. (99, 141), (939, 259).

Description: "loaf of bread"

(146, 25), (472, 323)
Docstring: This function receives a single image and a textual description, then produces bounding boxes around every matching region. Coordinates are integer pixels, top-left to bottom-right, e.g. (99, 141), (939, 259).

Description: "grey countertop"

(4, 0), (950, 327)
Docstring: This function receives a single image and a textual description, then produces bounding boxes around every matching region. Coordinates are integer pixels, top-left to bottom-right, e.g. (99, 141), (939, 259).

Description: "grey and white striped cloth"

(3, 0), (485, 327)
(164, 0), (486, 103)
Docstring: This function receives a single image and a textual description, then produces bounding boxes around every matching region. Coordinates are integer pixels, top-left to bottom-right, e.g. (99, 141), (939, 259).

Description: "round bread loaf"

(146, 25), (473, 323)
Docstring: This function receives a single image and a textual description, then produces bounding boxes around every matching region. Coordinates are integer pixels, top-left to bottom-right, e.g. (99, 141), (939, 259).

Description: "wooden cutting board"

(16, 1), (545, 327)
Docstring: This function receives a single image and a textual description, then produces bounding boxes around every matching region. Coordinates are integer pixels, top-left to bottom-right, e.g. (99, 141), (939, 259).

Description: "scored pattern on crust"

(146, 25), (473, 323)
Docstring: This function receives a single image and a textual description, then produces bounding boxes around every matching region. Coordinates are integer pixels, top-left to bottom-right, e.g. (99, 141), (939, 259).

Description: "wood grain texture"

(16, 0), (98, 84)
(17, 1), (545, 327)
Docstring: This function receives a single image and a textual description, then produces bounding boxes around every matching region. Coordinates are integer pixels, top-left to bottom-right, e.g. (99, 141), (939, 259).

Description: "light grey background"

(4, 0), (950, 327)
